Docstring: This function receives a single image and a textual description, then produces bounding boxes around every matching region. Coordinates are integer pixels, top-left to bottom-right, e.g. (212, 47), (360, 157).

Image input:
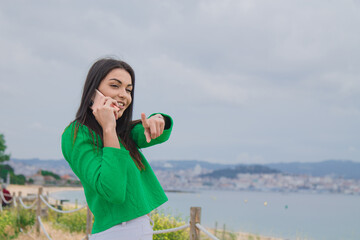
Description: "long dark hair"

(72, 57), (144, 170)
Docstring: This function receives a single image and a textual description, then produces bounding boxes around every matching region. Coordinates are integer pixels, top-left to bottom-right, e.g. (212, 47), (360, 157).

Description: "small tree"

(0, 134), (10, 163)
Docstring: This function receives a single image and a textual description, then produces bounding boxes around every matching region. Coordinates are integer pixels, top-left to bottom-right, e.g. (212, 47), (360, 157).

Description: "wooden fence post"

(36, 187), (43, 235)
(85, 205), (93, 240)
(12, 192), (16, 208)
(190, 207), (201, 240)
(17, 191), (22, 212)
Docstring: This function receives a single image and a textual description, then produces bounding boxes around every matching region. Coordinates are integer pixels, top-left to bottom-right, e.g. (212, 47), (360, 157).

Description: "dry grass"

(237, 231), (283, 240)
(206, 228), (283, 240)
(15, 221), (86, 240)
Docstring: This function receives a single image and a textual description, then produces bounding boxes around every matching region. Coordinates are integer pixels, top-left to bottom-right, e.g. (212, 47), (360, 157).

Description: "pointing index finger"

(141, 113), (149, 128)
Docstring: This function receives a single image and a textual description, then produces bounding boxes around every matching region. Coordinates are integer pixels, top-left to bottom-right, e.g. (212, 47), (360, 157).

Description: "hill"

(200, 164), (280, 179)
(265, 160), (360, 179)
(150, 159), (235, 171)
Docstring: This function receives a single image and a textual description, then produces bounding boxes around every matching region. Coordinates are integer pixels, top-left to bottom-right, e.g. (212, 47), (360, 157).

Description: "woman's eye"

(126, 89), (132, 93)
(110, 85), (119, 88)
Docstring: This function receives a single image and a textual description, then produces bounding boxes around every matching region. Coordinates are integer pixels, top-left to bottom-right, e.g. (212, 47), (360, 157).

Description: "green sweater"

(61, 114), (173, 234)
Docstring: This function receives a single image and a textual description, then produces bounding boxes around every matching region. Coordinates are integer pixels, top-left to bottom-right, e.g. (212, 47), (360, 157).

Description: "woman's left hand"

(141, 113), (165, 143)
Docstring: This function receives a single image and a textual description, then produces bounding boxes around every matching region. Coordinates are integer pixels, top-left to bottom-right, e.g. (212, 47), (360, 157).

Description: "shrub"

(17, 208), (35, 230)
(48, 207), (88, 233)
(48, 207), (189, 239)
(0, 209), (17, 239)
(152, 211), (189, 240)
(0, 208), (35, 239)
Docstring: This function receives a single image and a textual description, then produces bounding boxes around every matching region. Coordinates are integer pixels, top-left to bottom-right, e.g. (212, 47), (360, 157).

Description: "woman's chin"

(116, 112), (124, 120)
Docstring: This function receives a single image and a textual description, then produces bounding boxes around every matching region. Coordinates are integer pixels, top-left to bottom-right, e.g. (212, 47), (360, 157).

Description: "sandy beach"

(7, 184), (83, 197)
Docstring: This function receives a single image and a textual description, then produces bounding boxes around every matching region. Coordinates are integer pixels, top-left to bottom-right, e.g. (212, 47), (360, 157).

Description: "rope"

(19, 197), (37, 209)
(196, 223), (220, 240)
(20, 227), (36, 240)
(37, 216), (53, 240)
(81, 235), (90, 240)
(23, 195), (37, 200)
(39, 195), (87, 213)
(0, 191), (13, 204)
(153, 223), (190, 234)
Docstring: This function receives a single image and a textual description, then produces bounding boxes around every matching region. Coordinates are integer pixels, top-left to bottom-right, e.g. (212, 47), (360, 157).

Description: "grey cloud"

(0, 0), (359, 163)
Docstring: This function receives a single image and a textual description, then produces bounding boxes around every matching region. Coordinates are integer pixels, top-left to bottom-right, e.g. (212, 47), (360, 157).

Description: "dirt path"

(15, 222), (85, 240)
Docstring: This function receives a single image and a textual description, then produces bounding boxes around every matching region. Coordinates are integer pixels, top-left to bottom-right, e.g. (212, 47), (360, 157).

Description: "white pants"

(89, 215), (153, 240)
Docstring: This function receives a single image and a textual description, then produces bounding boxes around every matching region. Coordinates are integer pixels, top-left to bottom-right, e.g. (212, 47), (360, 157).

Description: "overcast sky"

(1, 0), (359, 164)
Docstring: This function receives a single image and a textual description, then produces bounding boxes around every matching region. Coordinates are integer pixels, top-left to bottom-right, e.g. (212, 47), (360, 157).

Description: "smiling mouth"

(117, 102), (126, 109)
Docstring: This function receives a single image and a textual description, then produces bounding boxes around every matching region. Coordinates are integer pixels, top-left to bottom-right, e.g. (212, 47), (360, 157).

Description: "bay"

(50, 190), (360, 240)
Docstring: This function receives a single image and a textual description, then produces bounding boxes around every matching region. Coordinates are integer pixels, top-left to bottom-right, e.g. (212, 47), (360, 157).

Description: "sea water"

(50, 190), (360, 240)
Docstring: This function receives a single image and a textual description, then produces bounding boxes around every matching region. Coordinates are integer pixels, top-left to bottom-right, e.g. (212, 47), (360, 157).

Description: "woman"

(61, 58), (173, 240)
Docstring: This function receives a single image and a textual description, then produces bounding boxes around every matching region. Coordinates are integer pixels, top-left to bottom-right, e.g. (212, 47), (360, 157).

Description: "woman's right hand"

(92, 97), (119, 131)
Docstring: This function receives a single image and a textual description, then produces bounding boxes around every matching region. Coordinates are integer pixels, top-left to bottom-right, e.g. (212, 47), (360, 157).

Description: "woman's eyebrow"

(109, 78), (133, 87)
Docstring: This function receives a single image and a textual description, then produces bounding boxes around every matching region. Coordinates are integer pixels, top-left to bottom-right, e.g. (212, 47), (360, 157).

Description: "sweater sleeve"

(61, 123), (129, 204)
(131, 113), (173, 149)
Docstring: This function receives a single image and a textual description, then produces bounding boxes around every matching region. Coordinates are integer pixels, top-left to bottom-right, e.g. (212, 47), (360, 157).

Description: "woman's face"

(97, 68), (133, 120)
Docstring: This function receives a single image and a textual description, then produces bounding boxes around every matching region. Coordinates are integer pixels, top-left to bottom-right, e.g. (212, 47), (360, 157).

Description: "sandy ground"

(237, 232), (283, 240)
(7, 184), (83, 196)
(6, 184), (83, 207)
(209, 229), (283, 240)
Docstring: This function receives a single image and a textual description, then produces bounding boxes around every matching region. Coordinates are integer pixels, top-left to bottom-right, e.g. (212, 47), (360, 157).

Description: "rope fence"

(0, 187), (220, 240)
(37, 216), (53, 240)
(18, 197), (37, 209)
(39, 195), (87, 213)
(196, 223), (220, 240)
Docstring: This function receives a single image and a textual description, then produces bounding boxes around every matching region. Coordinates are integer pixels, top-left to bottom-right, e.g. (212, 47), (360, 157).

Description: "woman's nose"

(117, 88), (127, 98)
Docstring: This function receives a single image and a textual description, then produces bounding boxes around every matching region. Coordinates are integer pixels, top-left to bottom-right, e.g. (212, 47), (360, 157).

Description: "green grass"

(0, 207), (35, 240)
(47, 207), (89, 233)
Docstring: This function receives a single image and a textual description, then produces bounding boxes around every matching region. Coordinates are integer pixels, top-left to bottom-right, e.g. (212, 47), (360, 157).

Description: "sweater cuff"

(149, 113), (173, 130)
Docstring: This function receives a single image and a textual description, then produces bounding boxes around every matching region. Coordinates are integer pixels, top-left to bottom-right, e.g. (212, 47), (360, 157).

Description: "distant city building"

(30, 173), (45, 185)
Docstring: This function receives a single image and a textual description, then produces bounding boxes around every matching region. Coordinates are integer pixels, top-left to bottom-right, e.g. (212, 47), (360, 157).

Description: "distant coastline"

(164, 189), (197, 193)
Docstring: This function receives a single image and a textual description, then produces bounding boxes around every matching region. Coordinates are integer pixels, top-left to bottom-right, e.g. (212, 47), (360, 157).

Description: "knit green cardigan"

(61, 114), (173, 234)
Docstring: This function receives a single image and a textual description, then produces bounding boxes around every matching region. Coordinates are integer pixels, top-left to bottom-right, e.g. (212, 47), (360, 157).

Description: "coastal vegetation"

(1, 205), (190, 240)
(48, 207), (89, 233)
(47, 208), (190, 240)
(0, 134), (26, 185)
(1, 205), (241, 240)
(0, 134), (11, 163)
(39, 170), (61, 181)
(0, 208), (35, 239)
(152, 211), (189, 240)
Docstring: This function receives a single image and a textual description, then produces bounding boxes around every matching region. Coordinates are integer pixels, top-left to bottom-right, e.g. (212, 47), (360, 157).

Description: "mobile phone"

(91, 89), (105, 111)
(91, 89), (120, 112)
